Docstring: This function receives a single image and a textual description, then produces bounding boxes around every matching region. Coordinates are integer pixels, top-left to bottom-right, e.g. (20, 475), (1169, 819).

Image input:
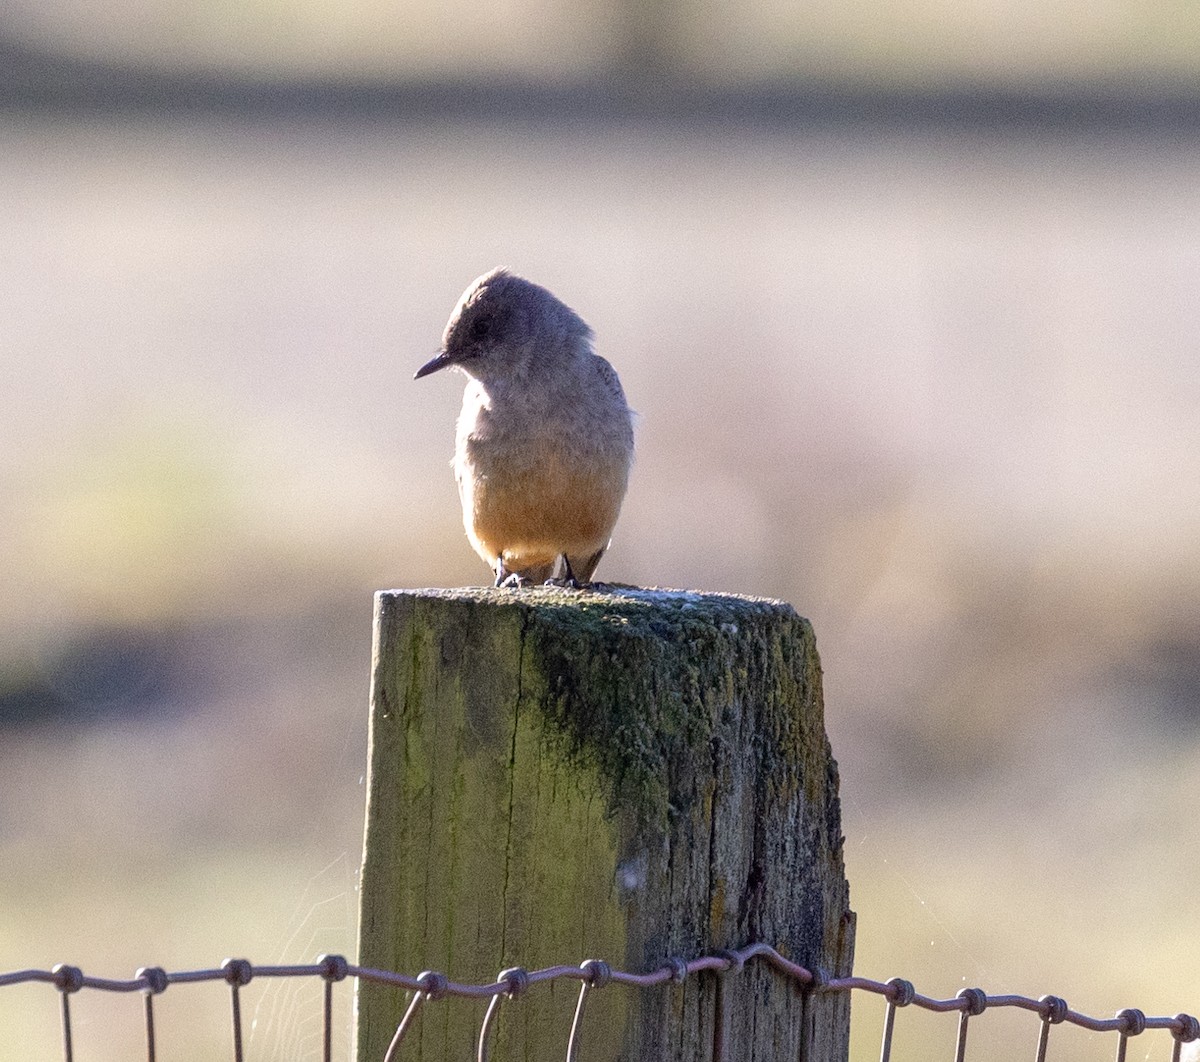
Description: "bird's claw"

(545, 553), (588, 590)
(494, 568), (531, 589)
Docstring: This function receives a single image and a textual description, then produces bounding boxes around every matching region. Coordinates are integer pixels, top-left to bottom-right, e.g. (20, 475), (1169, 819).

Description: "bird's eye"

(471, 317), (491, 340)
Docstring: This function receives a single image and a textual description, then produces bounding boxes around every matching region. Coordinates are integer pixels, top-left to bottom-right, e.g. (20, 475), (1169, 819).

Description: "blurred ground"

(0, 106), (1198, 1060)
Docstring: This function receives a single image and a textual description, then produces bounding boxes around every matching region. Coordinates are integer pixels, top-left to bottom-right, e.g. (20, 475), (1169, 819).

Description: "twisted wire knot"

(1172, 1014), (1200, 1043)
(52, 965), (84, 993)
(499, 967), (529, 997)
(136, 966), (169, 994)
(957, 988), (987, 1016)
(1038, 995), (1068, 1024)
(806, 967), (831, 992)
(1117, 1009), (1146, 1037)
(580, 960), (612, 988)
(416, 971), (449, 1000)
(318, 955), (349, 983)
(221, 959), (253, 986)
(665, 957), (689, 985)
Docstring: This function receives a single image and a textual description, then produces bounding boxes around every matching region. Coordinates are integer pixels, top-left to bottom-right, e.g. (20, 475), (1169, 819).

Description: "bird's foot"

(498, 573), (533, 589)
(494, 563), (531, 589)
(542, 553), (588, 590)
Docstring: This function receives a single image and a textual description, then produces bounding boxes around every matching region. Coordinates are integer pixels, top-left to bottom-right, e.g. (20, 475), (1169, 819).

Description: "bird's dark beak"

(414, 350), (453, 380)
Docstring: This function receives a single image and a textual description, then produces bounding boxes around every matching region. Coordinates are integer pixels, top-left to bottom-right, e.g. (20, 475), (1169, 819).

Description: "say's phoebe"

(415, 268), (634, 588)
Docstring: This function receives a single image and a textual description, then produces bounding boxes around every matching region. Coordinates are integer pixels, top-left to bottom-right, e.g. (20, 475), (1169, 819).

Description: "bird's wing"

(593, 355), (628, 404)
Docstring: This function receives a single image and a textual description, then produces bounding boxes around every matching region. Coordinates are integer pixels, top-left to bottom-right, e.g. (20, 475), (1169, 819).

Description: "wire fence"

(4, 942), (1198, 1062)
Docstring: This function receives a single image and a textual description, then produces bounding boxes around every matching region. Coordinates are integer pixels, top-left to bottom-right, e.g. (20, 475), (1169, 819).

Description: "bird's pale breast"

(455, 370), (631, 571)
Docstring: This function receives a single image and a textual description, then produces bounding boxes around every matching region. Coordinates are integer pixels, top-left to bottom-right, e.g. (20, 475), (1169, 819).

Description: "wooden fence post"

(355, 586), (855, 1061)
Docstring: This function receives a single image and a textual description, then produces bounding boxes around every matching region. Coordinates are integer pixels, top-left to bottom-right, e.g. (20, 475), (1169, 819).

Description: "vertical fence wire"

(565, 961), (611, 1062)
(382, 990), (426, 1062)
(1036, 995), (1068, 1062)
(52, 964), (83, 1062)
(143, 992), (156, 1062)
(383, 970), (449, 1062)
(318, 953), (349, 1062)
(880, 978), (914, 1062)
(222, 959), (253, 1062)
(58, 990), (74, 1062)
(137, 966), (168, 1062)
(953, 989), (987, 1062)
(477, 967), (529, 1062)
(1035, 1012), (1052, 1062)
(323, 977), (334, 1062)
(564, 981), (592, 1062)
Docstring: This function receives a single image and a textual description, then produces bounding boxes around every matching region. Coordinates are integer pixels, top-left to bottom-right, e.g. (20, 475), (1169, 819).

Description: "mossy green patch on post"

(356, 586), (854, 1062)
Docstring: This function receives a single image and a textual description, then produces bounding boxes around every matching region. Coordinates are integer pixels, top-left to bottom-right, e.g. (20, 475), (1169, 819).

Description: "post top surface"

(375, 585), (804, 623)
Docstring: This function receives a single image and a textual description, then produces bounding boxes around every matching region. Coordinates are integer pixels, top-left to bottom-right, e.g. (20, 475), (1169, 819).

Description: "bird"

(415, 268), (634, 588)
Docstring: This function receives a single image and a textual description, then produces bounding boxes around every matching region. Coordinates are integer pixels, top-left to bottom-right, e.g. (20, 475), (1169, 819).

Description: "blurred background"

(2, 2), (1199, 1058)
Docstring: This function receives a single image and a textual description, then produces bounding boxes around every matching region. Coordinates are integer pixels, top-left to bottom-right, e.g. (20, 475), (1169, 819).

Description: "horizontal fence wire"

(3, 943), (1198, 1062)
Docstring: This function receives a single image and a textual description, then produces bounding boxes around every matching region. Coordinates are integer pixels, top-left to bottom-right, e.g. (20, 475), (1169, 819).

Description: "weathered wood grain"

(356, 586), (854, 1061)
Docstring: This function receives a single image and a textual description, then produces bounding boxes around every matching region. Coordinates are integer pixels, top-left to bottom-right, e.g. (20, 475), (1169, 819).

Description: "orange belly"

(459, 451), (627, 570)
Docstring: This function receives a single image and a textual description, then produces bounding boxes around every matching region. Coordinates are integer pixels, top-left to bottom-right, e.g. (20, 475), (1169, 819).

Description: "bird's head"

(415, 268), (592, 386)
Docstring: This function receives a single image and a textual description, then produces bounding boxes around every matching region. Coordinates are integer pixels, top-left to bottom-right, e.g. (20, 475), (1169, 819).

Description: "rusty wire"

(3, 944), (1197, 1062)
